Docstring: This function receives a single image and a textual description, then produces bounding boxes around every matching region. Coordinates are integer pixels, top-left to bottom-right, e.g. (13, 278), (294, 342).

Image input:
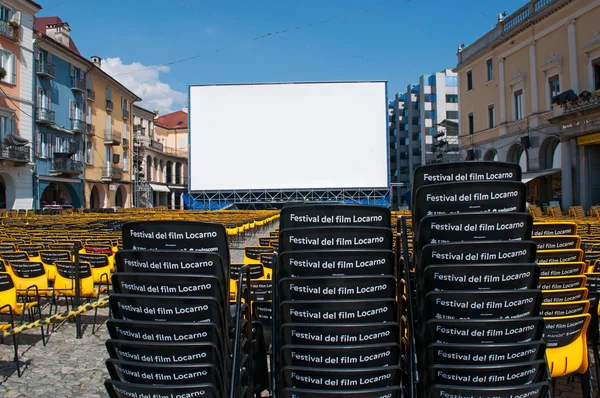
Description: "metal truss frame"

(186, 188), (390, 209)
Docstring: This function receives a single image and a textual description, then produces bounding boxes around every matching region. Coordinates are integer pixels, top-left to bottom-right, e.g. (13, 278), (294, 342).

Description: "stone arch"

(90, 183), (106, 209)
(166, 161), (173, 184)
(483, 149), (498, 161)
(507, 144), (528, 172)
(146, 155), (152, 180)
(539, 137), (561, 170)
(115, 185), (127, 208)
(0, 173), (13, 209)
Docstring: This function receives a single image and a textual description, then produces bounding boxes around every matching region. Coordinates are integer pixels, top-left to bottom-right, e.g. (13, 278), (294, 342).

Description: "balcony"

(0, 21), (18, 42)
(104, 129), (121, 145)
(550, 92), (600, 134)
(0, 143), (29, 163)
(71, 77), (86, 93)
(50, 158), (83, 176)
(165, 146), (188, 158)
(106, 100), (113, 111)
(122, 109), (129, 120)
(101, 165), (123, 181)
(86, 123), (95, 135)
(71, 119), (85, 134)
(150, 139), (163, 152)
(36, 62), (55, 79)
(122, 138), (129, 149)
(86, 89), (95, 102)
(36, 107), (55, 125)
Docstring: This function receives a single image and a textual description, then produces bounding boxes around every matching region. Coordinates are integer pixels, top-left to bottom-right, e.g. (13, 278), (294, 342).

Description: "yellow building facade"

(456, 0), (600, 209)
(83, 56), (140, 209)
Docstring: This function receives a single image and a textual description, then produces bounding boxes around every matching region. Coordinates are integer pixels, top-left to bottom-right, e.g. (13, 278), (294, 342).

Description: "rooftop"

(456, 0), (571, 67)
(155, 110), (188, 129)
(34, 16), (80, 55)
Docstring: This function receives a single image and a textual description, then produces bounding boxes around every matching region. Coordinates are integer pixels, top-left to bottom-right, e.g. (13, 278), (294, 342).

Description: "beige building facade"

(133, 107), (188, 209)
(456, 0), (600, 209)
(83, 56), (140, 209)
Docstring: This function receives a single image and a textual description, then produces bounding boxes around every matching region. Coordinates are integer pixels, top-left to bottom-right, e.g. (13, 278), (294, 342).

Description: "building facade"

(141, 108), (188, 209)
(0, 0), (40, 209)
(131, 104), (156, 208)
(456, 0), (600, 209)
(84, 56), (140, 209)
(33, 17), (85, 209)
(388, 69), (459, 208)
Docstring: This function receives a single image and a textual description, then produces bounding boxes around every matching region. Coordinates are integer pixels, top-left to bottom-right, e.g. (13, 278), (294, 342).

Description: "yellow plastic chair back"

(543, 314), (591, 377)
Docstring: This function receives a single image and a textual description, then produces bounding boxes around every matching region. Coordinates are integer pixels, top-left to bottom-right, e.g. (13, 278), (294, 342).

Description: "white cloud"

(101, 57), (187, 114)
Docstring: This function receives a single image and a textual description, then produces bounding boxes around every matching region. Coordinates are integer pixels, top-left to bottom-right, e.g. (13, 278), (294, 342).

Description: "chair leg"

(37, 304), (46, 347)
(593, 344), (600, 391)
(11, 329), (20, 377)
(551, 378), (556, 398)
(579, 368), (594, 398)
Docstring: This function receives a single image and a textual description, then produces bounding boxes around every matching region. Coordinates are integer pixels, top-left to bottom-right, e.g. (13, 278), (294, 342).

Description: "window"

(445, 76), (458, 87)
(468, 113), (474, 135)
(179, 138), (186, 149)
(0, 114), (13, 141)
(446, 111), (459, 119)
(549, 75), (560, 106)
(104, 146), (112, 168)
(486, 59), (494, 81)
(466, 70), (473, 91)
(122, 123), (127, 140)
(488, 105), (495, 129)
(0, 50), (16, 84)
(122, 150), (129, 172)
(69, 100), (83, 121)
(514, 89), (524, 120)
(122, 98), (129, 111)
(36, 88), (51, 110)
(0, 5), (11, 22)
(593, 58), (600, 91)
(446, 94), (458, 103)
(412, 117), (420, 126)
(36, 132), (47, 158)
(106, 87), (112, 101)
(105, 115), (112, 135)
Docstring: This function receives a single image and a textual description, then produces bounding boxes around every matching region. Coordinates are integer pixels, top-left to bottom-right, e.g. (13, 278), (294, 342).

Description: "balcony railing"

(0, 21), (18, 41)
(71, 119), (85, 134)
(36, 62), (55, 79)
(86, 89), (95, 101)
(104, 129), (121, 145)
(506, 119), (529, 135)
(36, 107), (55, 124)
(102, 165), (123, 181)
(165, 146), (188, 158)
(458, 0), (565, 66)
(51, 158), (83, 175)
(0, 143), (29, 162)
(150, 139), (163, 151)
(123, 109), (129, 120)
(71, 77), (86, 92)
(133, 124), (145, 134)
(86, 123), (95, 135)
(563, 93), (600, 115)
(106, 100), (113, 111)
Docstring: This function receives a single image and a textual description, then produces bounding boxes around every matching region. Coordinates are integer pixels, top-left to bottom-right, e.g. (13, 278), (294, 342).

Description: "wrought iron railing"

(102, 165), (123, 180)
(0, 143), (29, 162)
(563, 93), (600, 114)
(104, 129), (122, 143)
(71, 77), (86, 92)
(86, 89), (95, 101)
(0, 21), (18, 41)
(51, 158), (83, 174)
(36, 107), (55, 124)
(36, 61), (55, 78)
(71, 119), (85, 133)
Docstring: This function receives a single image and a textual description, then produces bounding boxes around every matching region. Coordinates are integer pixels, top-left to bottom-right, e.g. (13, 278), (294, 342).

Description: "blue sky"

(36, 0), (526, 113)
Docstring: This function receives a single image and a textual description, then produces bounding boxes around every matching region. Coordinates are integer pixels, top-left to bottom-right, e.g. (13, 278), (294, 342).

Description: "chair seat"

(0, 323), (11, 332)
(0, 301), (39, 315)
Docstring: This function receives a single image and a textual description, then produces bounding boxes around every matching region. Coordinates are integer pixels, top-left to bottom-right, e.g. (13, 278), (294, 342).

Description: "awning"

(522, 168), (561, 184)
(149, 183), (170, 193)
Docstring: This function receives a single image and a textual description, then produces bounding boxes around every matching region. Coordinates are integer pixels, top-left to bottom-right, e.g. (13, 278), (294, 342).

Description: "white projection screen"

(189, 82), (388, 191)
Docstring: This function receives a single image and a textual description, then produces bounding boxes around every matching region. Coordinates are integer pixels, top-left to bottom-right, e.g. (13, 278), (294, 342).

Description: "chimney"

(91, 56), (102, 68)
(46, 22), (71, 48)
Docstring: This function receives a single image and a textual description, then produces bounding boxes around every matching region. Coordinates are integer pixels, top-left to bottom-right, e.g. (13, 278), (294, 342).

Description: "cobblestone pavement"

(0, 224), (277, 398)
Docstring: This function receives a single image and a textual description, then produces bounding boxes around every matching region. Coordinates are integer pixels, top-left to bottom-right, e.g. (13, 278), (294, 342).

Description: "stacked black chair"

(272, 204), (401, 398)
(103, 221), (253, 398)
(400, 161), (551, 398)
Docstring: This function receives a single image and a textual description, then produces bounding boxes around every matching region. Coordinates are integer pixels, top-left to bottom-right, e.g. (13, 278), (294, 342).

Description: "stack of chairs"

(400, 161), (551, 398)
(104, 220), (253, 398)
(272, 204), (401, 398)
(533, 221), (595, 396)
